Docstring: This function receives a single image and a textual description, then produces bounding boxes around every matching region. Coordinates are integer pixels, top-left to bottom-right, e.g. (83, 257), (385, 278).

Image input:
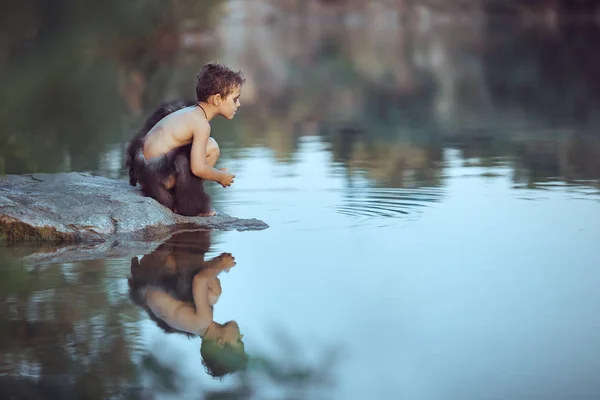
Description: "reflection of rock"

(21, 236), (166, 266)
(0, 173), (268, 243)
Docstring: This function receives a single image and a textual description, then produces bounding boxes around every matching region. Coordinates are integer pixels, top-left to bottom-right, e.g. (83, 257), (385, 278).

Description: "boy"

(126, 63), (245, 216)
(128, 230), (248, 378)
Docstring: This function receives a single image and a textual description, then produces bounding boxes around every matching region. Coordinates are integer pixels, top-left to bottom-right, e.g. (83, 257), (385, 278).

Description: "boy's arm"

(191, 272), (216, 324)
(193, 253), (235, 307)
(190, 121), (232, 185)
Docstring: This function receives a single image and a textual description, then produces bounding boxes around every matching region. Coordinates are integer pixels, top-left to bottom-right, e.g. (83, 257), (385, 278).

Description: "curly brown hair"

(196, 62), (246, 103)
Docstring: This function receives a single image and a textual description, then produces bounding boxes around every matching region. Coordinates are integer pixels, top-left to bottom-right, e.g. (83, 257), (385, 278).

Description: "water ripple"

(334, 187), (444, 219)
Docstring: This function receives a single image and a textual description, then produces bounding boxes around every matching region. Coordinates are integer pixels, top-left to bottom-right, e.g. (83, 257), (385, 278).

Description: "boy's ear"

(216, 337), (225, 348)
(213, 94), (221, 106)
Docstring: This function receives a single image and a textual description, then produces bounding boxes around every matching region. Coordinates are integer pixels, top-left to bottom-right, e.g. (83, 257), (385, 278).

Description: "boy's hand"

(219, 169), (235, 187)
(215, 252), (236, 271)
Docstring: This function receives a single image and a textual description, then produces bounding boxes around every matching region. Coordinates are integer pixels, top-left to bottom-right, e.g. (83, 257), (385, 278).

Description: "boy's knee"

(207, 137), (220, 158)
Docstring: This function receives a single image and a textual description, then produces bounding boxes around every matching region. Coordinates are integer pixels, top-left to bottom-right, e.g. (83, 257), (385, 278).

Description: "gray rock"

(0, 173), (268, 243)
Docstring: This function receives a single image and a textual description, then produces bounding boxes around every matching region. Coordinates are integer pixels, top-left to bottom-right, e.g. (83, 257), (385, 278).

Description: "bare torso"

(144, 272), (215, 335)
(145, 287), (209, 335)
(142, 106), (206, 160)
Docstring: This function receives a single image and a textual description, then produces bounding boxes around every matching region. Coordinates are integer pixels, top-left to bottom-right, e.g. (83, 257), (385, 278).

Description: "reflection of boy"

(129, 250), (248, 378)
(125, 63), (245, 217)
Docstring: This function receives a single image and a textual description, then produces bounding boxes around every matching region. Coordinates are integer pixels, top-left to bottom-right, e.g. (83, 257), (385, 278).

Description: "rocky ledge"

(0, 173), (268, 243)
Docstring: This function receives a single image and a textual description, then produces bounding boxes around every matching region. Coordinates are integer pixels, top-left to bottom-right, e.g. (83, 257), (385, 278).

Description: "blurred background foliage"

(1, 0), (599, 185)
(0, 0), (224, 174)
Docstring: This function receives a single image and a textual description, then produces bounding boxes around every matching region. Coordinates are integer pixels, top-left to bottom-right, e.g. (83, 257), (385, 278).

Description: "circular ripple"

(334, 187), (443, 219)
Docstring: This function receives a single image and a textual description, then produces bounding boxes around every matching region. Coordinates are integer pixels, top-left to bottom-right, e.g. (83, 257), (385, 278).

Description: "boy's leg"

(173, 151), (213, 216)
(139, 173), (175, 211)
(127, 150), (176, 211)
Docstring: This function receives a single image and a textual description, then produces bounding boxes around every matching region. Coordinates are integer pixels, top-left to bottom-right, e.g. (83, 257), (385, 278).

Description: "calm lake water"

(2, 3), (600, 399)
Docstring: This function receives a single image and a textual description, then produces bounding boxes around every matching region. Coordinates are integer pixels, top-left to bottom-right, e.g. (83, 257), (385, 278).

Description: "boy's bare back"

(142, 105), (208, 160)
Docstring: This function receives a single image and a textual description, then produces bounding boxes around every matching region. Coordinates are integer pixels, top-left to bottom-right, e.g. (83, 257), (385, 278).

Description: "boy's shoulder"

(167, 106), (210, 128)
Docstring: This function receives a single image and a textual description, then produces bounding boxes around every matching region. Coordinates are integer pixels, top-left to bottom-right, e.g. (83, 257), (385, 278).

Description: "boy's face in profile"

(218, 320), (244, 349)
(218, 85), (242, 120)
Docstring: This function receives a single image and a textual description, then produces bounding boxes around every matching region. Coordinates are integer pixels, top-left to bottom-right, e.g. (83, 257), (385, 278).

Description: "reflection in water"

(0, 232), (339, 398)
(128, 230), (249, 379)
(0, 252), (139, 399)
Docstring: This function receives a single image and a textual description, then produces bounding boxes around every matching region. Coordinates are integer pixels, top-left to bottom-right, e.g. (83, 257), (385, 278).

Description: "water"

(2, 2), (600, 399)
